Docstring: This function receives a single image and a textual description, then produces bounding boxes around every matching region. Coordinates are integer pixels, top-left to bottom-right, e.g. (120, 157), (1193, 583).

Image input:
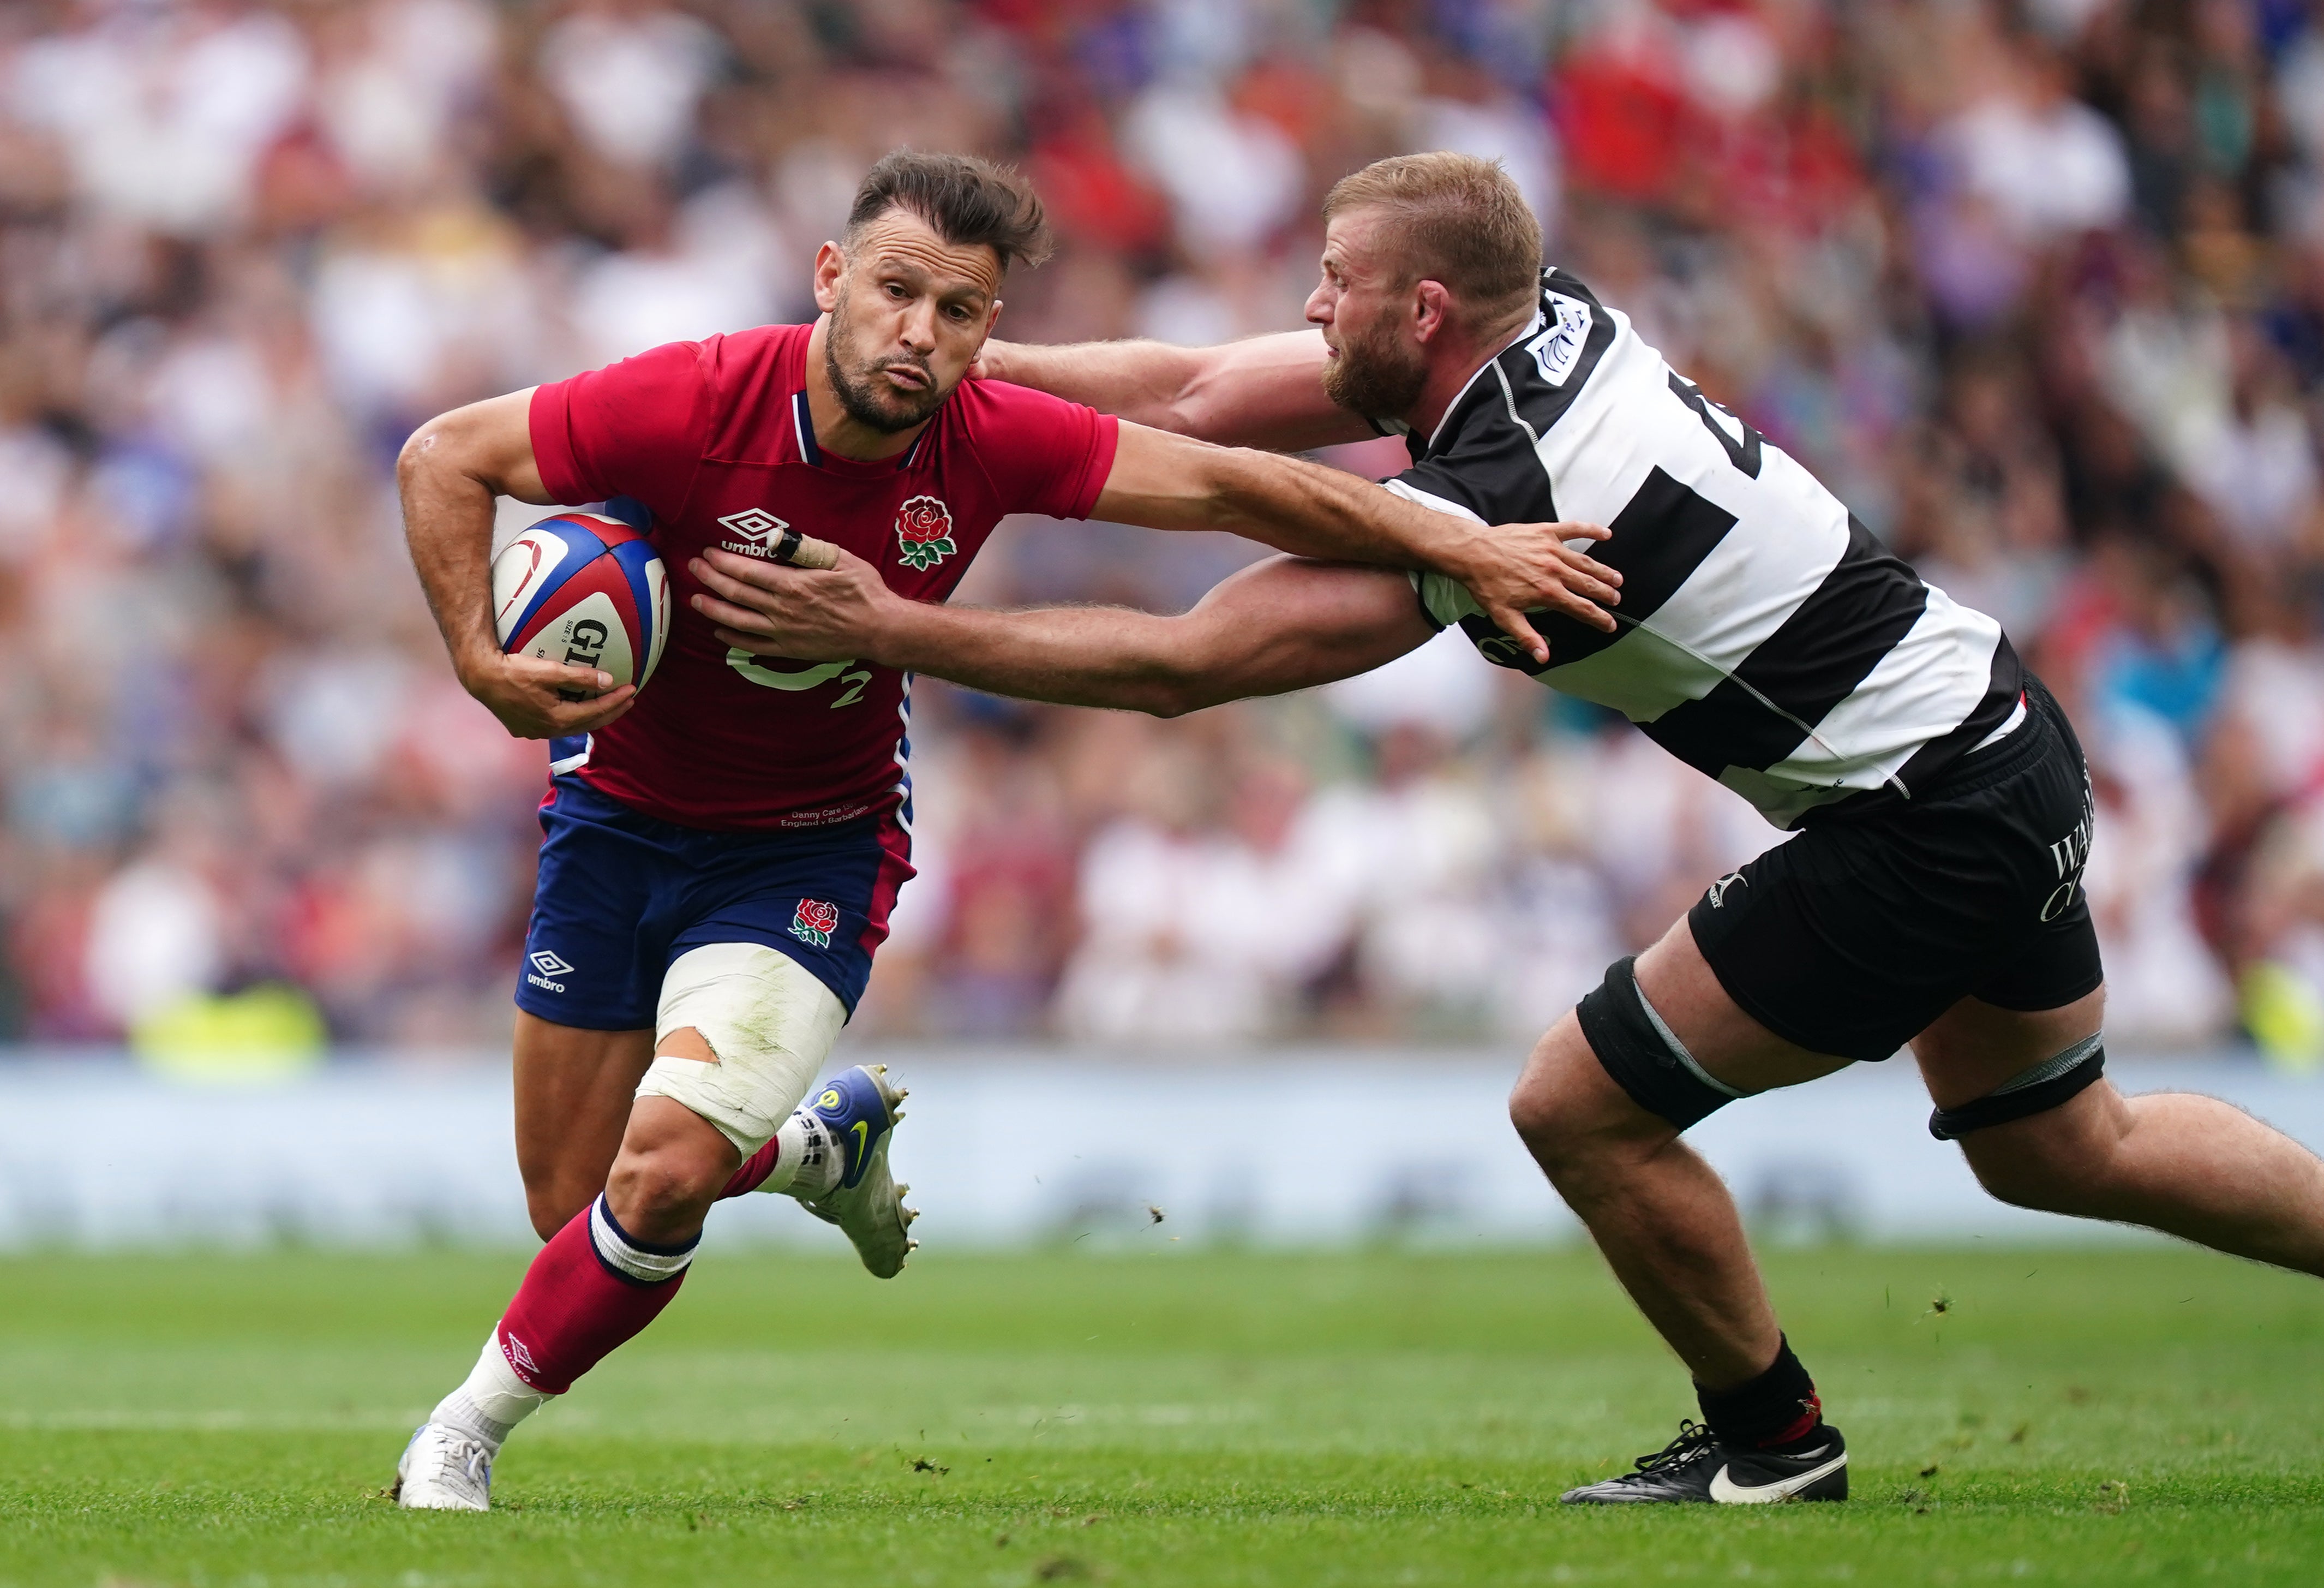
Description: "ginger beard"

(823, 277), (951, 434)
(1320, 297), (1429, 423)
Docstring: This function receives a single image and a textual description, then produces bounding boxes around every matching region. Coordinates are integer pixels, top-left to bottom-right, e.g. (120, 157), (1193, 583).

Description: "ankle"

(768, 1109), (841, 1199)
(432, 1333), (555, 1453)
(1697, 1334), (1826, 1450)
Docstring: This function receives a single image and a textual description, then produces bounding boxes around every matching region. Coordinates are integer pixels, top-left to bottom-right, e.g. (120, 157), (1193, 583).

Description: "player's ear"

(812, 241), (847, 314)
(1413, 280), (1452, 344)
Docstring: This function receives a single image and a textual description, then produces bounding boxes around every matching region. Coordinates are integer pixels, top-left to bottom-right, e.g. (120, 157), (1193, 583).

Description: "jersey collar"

(1411, 298), (1547, 461)
(790, 389), (932, 473)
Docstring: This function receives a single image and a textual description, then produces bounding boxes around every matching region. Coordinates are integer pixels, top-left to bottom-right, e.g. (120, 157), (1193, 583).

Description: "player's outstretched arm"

(979, 332), (1371, 452)
(1095, 421), (1618, 664)
(399, 390), (637, 739)
(687, 546), (1432, 717)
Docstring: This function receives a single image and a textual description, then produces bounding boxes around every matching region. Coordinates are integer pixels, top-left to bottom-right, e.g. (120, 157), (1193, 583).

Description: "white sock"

(429, 1333), (554, 1453)
(761, 1108), (840, 1199)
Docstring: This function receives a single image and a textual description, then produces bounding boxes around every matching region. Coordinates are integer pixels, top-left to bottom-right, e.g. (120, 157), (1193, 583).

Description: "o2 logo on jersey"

(894, 495), (957, 571)
(790, 898), (840, 949)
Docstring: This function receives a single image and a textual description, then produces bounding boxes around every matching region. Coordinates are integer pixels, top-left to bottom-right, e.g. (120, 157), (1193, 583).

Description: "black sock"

(1696, 1335), (1826, 1452)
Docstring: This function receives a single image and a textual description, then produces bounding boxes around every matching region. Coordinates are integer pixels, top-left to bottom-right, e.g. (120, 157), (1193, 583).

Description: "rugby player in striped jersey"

(696, 152), (2324, 1506)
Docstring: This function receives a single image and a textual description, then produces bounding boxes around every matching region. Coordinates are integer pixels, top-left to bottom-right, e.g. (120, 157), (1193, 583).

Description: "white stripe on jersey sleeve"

(1382, 477), (1488, 522)
(1413, 568), (1478, 631)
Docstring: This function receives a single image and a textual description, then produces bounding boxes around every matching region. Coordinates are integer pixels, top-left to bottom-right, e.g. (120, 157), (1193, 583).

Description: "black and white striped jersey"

(1395, 267), (2023, 830)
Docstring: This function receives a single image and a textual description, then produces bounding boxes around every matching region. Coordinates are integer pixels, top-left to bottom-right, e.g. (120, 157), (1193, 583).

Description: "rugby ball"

(493, 512), (670, 694)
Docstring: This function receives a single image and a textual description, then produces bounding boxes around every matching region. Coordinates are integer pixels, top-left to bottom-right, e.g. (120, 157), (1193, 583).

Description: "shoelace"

(1628, 1419), (1719, 1476)
(437, 1436), (492, 1490)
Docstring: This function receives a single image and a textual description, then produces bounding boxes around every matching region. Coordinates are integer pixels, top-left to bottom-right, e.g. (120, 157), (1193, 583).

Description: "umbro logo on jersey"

(526, 949), (573, 993)
(717, 507), (791, 558)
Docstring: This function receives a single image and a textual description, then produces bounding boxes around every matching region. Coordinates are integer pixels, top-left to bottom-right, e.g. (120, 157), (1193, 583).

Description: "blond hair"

(1322, 153), (1543, 325)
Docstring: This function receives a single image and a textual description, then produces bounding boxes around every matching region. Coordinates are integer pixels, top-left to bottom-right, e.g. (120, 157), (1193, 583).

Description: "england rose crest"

(894, 494), (957, 571)
(789, 897), (840, 949)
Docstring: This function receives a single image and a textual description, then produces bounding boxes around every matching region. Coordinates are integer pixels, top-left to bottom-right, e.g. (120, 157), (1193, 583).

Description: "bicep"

(1091, 421), (1211, 530)
(401, 388), (551, 504)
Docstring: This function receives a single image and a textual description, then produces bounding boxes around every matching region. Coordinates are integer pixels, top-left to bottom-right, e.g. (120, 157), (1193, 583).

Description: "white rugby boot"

(394, 1422), (494, 1511)
(795, 1064), (918, 1277)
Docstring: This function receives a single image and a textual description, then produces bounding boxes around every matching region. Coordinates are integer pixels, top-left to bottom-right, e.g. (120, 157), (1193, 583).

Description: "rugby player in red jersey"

(387, 151), (1621, 1508)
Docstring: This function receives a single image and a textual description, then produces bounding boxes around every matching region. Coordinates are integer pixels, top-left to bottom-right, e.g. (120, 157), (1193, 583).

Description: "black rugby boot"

(1560, 1419), (1848, 1504)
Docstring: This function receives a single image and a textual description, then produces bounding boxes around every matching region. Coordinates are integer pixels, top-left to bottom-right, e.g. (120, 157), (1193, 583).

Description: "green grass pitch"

(2, 1243), (2321, 1585)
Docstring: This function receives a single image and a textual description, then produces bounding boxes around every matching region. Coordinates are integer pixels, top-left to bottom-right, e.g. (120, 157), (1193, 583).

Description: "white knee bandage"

(635, 944), (847, 1155)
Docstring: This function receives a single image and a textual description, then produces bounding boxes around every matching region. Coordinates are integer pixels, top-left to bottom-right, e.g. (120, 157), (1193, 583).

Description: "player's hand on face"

(689, 546), (893, 663)
(1458, 520), (1620, 664)
(463, 651), (637, 739)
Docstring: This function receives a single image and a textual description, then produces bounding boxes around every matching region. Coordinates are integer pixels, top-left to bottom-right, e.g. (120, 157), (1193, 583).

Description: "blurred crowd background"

(9, 0), (2324, 1059)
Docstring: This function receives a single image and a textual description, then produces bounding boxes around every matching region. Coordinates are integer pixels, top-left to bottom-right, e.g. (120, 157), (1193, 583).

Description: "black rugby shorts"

(1685, 678), (2103, 1062)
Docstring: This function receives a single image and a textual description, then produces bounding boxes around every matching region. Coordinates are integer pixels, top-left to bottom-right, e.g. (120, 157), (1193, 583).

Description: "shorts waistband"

(1919, 680), (2068, 803)
(550, 775), (887, 844)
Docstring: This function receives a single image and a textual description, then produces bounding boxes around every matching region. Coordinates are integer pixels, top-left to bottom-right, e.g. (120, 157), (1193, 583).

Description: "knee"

(1962, 1131), (2111, 1215)
(1508, 1064), (1576, 1161)
(1508, 1023), (1644, 1190)
(1508, 1034), (1579, 1157)
(1955, 1082), (2128, 1215)
(605, 1142), (726, 1228)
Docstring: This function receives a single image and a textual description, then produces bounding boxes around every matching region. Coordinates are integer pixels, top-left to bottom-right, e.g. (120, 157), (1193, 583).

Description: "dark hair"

(846, 150), (1053, 273)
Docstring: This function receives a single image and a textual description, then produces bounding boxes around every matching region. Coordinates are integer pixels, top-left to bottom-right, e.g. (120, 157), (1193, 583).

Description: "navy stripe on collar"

(792, 389), (930, 470)
(791, 390), (822, 467)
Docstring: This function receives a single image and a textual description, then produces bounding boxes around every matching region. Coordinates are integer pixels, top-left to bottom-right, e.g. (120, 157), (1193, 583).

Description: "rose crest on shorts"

(789, 897), (840, 949)
(894, 495), (956, 571)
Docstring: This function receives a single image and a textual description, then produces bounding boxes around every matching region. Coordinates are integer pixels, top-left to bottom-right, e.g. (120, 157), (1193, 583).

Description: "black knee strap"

(1577, 956), (1741, 1132)
(1928, 1038), (2105, 1141)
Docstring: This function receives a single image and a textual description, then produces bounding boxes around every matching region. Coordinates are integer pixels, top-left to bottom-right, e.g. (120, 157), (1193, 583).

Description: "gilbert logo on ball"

(493, 512), (670, 695)
(893, 495), (956, 571)
(789, 898), (840, 949)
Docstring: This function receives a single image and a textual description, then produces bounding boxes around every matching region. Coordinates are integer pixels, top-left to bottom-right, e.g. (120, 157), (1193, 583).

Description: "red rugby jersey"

(528, 324), (1118, 830)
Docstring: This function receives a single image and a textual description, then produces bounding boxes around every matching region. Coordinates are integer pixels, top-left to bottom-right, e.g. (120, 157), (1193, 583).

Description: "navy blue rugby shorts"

(516, 776), (914, 1031)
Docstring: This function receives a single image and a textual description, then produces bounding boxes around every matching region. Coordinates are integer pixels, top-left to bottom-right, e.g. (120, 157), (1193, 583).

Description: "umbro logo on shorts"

(526, 949), (573, 993)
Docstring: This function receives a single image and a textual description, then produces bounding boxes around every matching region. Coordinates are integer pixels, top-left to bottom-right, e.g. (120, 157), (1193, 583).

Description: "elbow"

(1164, 360), (1241, 444)
(1134, 671), (1224, 720)
(396, 411), (458, 492)
(1157, 395), (1218, 442)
